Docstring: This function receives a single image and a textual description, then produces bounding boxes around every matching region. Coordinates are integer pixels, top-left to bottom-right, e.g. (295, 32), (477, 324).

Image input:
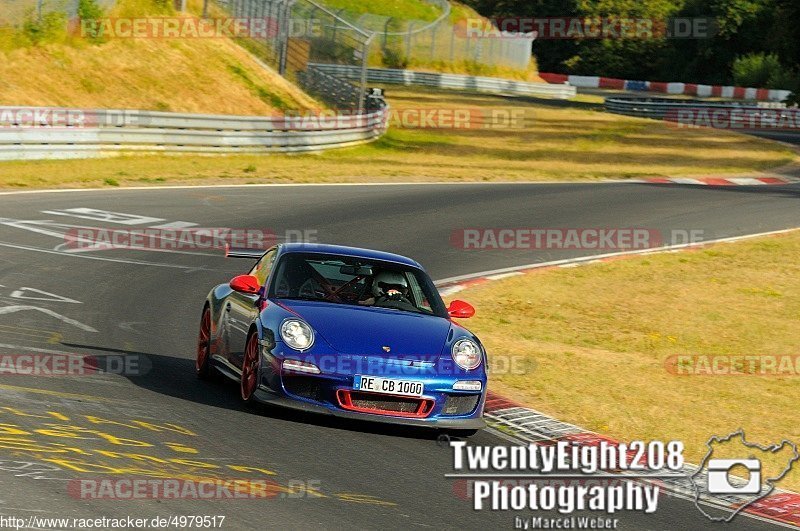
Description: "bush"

(76, 0), (106, 42)
(381, 45), (409, 69)
(766, 67), (800, 96)
(732, 53), (782, 87)
(21, 10), (68, 44)
(732, 52), (800, 104)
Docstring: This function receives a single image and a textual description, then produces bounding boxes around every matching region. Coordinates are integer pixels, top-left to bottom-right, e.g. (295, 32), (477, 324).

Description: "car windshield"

(269, 252), (448, 318)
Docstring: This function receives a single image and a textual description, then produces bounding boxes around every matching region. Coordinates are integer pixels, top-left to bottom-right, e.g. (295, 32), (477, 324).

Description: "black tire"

(240, 332), (260, 405)
(196, 307), (213, 380)
(448, 429), (479, 439)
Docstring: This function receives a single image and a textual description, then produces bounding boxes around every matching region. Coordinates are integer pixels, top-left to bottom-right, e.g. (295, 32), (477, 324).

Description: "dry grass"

(0, 0), (318, 114)
(0, 86), (794, 189)
(446, 230), (800, 491)
(399, 60), (544, 82)
(319, 0), (442, 22)
(0, 39), (317, 114)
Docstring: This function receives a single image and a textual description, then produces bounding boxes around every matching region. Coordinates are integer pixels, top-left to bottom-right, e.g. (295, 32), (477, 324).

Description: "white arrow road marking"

(9, 288), (82, 304)
(119, 322), (148, 333)
(0, 219), (112, 252)
(0, 218), (208, 257)
(0, 342), (79, 355)
(0, 219), (71, 239)
(40, 208), (165, 225)
(52, 241), (219, 258)
(0, 241), (210, 271)
(0, 305), (97, 332)
(150, 221), (199, 229)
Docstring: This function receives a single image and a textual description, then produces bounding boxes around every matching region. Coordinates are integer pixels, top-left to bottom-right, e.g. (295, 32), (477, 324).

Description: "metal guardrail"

(605, 97), (788, 119)
(0, 106), (389, 161)
(310, 64), (576, 100)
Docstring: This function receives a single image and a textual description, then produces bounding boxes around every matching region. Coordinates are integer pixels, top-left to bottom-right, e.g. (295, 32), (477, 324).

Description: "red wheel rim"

(241, 335), (259, 400)
(196, 310), (210, 373)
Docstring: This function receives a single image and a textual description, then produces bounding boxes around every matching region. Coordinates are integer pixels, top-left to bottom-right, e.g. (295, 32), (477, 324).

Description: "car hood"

(276, 300), (450, 360)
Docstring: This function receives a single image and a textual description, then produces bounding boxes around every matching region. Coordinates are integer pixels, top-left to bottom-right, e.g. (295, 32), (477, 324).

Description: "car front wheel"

(196, 308), (212, 379)
(240, 332), (260, 403)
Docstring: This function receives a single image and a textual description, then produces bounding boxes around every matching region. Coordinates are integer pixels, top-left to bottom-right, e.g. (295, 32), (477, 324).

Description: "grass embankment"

(0, 0), (318, 114)
(0, 86), (794, 189)
(319, 0), (442, 22)
(447, 231), (800, 491)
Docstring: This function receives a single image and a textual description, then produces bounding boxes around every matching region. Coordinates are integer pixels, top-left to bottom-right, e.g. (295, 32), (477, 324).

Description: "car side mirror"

(230, 275), (261, 295)
(447, 300), (475, 319)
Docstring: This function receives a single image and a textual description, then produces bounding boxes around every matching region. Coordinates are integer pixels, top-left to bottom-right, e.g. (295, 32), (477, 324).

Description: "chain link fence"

(0, 0), (115, 26)
(372, 20), (534, 71)
(329, 0), (534, 71)
(215, 0), (373, 112)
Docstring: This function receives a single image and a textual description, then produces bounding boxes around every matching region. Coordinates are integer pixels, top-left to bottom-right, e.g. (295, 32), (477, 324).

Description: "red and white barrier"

(539, 73), (791, 102)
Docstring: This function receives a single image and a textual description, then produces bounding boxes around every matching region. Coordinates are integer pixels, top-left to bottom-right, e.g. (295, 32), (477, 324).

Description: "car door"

(227, 248), (277, 370)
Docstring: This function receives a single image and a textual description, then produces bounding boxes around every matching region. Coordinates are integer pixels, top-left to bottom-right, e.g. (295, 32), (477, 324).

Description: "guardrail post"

(358, 35), (375, 115)
(267, 0), (277, 60)
(406, 22), (415, 62)
(331, 7), (346, 44)
(278, 0), (295, 76)
(429, 24), (438, 63)
(383, 18), (392, 49)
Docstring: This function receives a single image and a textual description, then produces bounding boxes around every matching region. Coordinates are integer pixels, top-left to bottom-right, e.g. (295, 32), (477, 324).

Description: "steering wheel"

(376, 293), (413, 306)
(298, 278), (326, 299)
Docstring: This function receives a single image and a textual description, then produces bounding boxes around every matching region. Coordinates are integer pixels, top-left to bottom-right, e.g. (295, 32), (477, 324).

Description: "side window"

(405, 272), (432, 313)
(250, 249), (277, 286)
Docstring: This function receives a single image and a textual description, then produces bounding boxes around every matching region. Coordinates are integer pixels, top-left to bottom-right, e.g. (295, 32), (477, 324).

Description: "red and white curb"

(539, 73), (791, 102)
(0, 173), (797, 196)
(481, 393), (800, 528)
(436, 227), (800, 527)
(643, 176), (799, 186)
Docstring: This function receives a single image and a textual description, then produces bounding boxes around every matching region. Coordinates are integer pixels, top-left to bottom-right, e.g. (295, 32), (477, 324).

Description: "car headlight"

(451, 338), (482, 370)
(280, 319), (314, 351)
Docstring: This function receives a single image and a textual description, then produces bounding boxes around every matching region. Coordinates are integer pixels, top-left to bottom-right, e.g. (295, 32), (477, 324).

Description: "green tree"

(76, 0), (106, 42)
(22, 10), (68, 44)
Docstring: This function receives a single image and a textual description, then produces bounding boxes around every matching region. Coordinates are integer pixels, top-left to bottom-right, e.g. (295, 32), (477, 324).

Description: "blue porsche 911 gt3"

(196, 243), (487, 435)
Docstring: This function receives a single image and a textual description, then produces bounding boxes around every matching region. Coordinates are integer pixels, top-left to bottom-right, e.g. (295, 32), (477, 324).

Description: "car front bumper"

(252, 386), (486, 430)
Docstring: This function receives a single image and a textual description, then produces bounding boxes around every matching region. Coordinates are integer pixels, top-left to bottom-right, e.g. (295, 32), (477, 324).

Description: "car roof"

(279, 243), (422, 269)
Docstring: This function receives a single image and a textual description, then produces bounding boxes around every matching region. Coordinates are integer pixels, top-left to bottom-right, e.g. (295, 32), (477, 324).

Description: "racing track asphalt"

(0, 182), (798, 530)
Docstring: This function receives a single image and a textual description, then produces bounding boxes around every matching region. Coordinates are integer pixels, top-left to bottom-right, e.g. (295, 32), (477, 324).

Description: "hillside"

(318, 0), (444, 22)
(0, 0), (318, 114)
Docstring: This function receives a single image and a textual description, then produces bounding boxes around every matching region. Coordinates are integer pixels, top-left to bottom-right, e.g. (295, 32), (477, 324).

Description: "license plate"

(353, 375), (424, 397)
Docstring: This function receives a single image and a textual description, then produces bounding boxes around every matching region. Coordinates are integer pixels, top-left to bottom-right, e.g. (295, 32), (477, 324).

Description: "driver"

(359, 270), (412, 308)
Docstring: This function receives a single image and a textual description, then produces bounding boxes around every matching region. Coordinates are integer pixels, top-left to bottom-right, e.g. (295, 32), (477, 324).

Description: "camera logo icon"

(691, 430), (799, 522)
(706, 458), (761, 494)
